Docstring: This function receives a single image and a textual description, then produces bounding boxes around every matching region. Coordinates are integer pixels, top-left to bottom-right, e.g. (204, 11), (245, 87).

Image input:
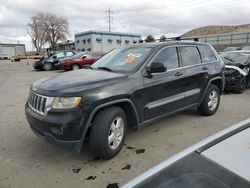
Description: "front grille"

(28, 92), (47, 115)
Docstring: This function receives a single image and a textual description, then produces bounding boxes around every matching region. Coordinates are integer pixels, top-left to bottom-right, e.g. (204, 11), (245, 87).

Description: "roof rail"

(138, 37), (199, 43)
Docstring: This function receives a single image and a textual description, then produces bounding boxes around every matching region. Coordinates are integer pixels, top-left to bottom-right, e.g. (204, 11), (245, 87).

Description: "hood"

(32, 69), (127, 94)
(226, 62), (245, 67)
(36, 56), (53, 63)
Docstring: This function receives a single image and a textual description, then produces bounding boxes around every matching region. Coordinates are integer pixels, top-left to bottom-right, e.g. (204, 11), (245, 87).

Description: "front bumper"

(33, 61), (44, 69)
(25, 103), (89, 151)
(224, 76), (243, 91)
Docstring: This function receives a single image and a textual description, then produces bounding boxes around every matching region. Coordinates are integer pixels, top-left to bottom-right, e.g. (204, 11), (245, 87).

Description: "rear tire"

(89, 106), (127, 160)
(72, 64), (80, 70)
(43, 62), (52, 71)
(198, 84), (220, 116)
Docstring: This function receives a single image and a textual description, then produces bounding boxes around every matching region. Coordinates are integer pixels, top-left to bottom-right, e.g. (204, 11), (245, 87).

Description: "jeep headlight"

(51, 97), (82, 109)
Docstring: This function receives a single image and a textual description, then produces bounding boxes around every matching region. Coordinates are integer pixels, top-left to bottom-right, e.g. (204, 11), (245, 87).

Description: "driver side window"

(153, 47), (179, 70)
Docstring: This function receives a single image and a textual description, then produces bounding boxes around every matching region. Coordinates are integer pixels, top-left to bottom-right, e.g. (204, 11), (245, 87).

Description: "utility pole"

(106, 8), (113, 32)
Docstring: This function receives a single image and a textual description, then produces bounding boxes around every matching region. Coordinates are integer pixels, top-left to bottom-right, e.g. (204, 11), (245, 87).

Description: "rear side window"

(153, 47), (179, 69)
(65, 51), (74, 57)
(56, 52), (65, 58)
(180, 46), (201, 66)
(198, 47), (217, 63)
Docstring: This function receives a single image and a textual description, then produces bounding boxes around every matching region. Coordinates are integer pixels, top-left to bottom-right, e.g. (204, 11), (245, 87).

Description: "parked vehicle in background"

(122, 118), (250, 188)
(220, 51), (250, 93)
(58, 51), (104, 70)
(33, 51), (76, 71)
(241, 46), (250, 51)
(222, 46), (241, 52)
(25, 41), (224, 159)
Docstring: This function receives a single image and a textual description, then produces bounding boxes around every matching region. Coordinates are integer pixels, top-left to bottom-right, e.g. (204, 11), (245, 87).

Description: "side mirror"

(146, 62), (167, 74)
(82, 55), (87, 59)
(52, 55), (57, 59)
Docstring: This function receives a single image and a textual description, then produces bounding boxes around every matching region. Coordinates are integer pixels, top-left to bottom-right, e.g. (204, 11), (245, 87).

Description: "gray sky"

(1, 0), (250, 51)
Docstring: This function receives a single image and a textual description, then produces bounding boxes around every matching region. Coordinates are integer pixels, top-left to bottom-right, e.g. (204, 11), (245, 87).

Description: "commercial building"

(56, 40), (75, 51)
(75, 30), (141, 53)
(0, 43), (26, 59)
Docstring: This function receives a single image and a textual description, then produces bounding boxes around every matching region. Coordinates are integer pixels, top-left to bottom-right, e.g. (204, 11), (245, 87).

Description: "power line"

(115, 0), (247, 20)
(106, 8), (113, 32)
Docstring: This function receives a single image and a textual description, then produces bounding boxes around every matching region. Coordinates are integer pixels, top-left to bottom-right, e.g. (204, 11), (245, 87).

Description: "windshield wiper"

(97, 66), (113, 72)
(224, 57), (235, 62)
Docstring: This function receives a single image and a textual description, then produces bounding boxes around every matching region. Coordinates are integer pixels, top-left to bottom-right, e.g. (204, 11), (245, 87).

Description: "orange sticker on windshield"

(125, 55), (135, 64)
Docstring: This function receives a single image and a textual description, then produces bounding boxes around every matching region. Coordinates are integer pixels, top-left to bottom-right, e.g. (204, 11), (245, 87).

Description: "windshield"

(220, 52), (250, 64)
(91, 47), (153, 73)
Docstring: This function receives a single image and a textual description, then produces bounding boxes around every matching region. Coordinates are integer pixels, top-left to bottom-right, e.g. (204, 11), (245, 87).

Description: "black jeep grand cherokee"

(25, 41), (225, 159)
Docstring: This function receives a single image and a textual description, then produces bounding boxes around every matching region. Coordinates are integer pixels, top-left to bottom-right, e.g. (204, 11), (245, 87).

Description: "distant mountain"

(181, 24), (250, 37)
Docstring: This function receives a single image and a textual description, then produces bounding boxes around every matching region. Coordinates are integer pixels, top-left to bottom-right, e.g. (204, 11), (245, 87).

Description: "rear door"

(198, 46), (219, 95)
(143, 46), (186, 121)
(179, 46), (206, 106)
(53, 51), (65, 65)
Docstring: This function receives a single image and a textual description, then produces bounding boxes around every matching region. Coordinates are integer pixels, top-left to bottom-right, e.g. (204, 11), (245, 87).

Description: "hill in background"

(181, 24), (250, 37)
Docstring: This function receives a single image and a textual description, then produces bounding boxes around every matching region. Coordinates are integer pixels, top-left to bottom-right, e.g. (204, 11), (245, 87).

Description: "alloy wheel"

(108, 117), (124, 150)
(208, 90), (218, 111)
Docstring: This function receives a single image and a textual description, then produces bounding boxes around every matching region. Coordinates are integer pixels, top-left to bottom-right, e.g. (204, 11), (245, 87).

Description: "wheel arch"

(77, 99), (139, 152)
(199, 77), (224, 105)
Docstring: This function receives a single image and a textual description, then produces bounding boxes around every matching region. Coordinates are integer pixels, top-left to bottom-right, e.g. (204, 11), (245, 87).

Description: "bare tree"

(27, 13), (47, 52)
(44, 13), (69, 50)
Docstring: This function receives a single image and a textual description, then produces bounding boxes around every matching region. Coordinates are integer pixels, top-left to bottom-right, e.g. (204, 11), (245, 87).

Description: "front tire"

(235, 77), (247, 94)
(89, 106), (127, 160)
(198, 84), (220, 116)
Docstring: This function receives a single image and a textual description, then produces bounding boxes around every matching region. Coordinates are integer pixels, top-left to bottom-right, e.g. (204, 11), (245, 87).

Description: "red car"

(58, 52), (103, 70)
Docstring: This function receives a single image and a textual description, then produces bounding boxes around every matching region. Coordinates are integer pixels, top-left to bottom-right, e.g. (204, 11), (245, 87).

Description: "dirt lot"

(0, 60), (249, 188)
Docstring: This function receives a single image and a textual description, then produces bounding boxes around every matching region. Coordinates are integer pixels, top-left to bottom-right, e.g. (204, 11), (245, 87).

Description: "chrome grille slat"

(28, 92), (48, 116)
(40, 98), (44, 112)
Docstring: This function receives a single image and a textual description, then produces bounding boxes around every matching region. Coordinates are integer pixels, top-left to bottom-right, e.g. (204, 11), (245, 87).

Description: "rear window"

(180, 46), (201, 66)
(198, 47), (217, 63)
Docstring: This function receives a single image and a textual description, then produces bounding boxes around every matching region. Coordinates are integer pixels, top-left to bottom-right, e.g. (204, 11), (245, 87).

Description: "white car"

(123, 118), (250, 188)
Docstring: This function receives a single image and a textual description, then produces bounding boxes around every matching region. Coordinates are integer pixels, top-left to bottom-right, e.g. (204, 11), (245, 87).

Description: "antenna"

(106, 8), (113, 32)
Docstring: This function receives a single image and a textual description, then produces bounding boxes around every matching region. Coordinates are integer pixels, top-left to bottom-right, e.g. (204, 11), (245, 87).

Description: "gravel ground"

(0, 60), (249, 188)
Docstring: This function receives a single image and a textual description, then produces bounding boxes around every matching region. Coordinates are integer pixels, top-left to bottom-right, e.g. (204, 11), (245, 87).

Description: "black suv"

(33, 51), (76, 71)
(25, 41), (225, 159)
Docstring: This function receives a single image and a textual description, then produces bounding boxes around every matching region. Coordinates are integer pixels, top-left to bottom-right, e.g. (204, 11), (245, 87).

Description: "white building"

(75, 30), (141, 53)
(0, 43), (26, 59)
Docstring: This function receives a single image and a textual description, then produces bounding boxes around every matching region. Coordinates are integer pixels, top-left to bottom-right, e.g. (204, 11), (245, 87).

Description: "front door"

(143, 46), (186, 121)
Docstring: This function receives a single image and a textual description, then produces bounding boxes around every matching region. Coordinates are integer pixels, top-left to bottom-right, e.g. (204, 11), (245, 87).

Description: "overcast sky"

(1, 0), (250, 51)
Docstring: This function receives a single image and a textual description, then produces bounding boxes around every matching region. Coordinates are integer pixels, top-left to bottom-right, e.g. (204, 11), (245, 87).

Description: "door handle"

(202, 66), (208, 70)
(175, 72), (183, 76)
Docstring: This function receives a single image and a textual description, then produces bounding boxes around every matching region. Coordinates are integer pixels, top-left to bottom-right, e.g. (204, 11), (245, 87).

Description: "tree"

(159, 35), (167, 42)
(44, 13), (69, 50)
(27, 13), (47, 52)
(27, 13), (69, 51)
(145, 35), (155, 42)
